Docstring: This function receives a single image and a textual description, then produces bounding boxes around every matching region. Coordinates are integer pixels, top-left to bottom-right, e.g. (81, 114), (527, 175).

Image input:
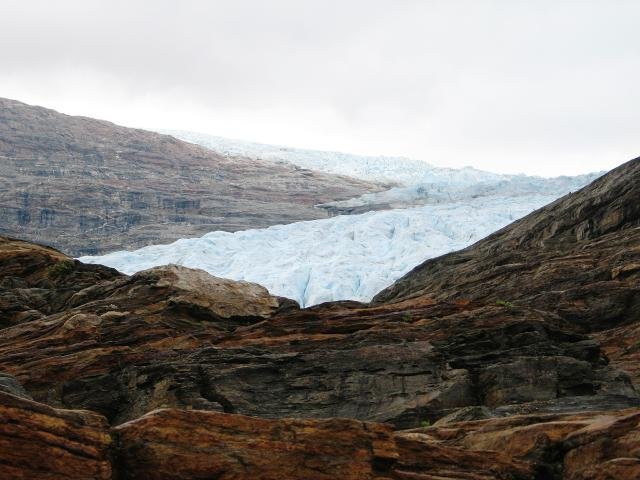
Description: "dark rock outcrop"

(0, 372), (31, 399)
(0, 157), (639, 478)
(373, 158), (640, 334)
(0, 97), (380, 256)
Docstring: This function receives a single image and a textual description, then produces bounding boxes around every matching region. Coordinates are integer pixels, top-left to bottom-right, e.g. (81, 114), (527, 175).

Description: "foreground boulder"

(114, 409), (398, 480)
(2, 387), (638, 479)
(0, 391), (111, 480)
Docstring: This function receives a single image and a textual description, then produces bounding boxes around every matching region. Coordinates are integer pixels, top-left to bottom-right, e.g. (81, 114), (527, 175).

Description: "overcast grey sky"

(1, 0), (638, 176)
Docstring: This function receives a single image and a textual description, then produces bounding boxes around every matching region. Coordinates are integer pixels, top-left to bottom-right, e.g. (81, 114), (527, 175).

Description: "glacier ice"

(161, 129), (510, 185)
(80, 193), (572, 307)
(161, 130), (600, 190)
(82, 131), (599, 307)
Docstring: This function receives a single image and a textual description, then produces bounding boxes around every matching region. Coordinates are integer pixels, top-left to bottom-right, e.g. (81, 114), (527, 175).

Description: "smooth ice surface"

(81, 194), (568, 307)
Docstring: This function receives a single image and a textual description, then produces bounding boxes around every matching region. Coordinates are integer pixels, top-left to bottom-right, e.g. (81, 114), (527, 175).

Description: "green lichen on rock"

(47, 259), (75, 278)
(495, 299), (514, 309)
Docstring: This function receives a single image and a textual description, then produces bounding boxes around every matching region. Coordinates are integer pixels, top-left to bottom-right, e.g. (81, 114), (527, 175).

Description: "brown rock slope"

(373, 156), (640, 330)
(2, 243), (636, 426)
(0, 97), (380, 256)
(0, 157), (639, 478)
(0, 390), (112, 480)
(373, 155), (640, 386)
(2, 384), (639, 479)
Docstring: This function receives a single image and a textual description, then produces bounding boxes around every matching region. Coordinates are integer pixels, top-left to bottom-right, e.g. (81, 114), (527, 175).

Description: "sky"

(0, 0), (638, 177)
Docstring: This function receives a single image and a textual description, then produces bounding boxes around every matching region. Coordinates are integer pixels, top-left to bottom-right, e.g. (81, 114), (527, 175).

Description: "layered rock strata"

(0, 157), (639, 478)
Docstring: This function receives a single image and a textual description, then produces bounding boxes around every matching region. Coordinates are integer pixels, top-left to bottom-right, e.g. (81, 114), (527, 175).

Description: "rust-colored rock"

(113, 408), (398, 480)
(392, 431), (536, 479)
(0, 390), (111, 480)
(398, 408), (640, 479)
(563, 410), (640, 480)
(0, 235), (638, 427)
(0, 158), (639, 478)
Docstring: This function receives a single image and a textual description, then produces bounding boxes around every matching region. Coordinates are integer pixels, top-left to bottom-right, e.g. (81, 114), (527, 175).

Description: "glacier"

(80, 193), (574, 307)
(81, 131), (599, 307)
(162, 130), (598, 189)
(163, 129), (599, 212)
(162, 129), (509, 185)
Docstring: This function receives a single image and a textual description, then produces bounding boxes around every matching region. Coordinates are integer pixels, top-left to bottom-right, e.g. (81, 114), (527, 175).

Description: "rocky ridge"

(0, 97), (380, 256)
(0, 157), (639, 478)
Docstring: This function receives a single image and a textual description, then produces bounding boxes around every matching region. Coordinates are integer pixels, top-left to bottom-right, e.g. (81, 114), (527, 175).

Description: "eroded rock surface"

(114, 408), (398, 480)
(2, 247), (636, 426)
(0, 157), (639, 478)
(2, 387), (638, 479)
(403, 408), (640, 480)
(0, 390), (112, 480)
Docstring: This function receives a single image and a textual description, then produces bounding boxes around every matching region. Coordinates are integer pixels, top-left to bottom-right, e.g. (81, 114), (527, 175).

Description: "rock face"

(2, 386), (639, 479)
(0, 390), (112, 480)
(114, 409), (398, 480)
(373, 157), (640, 327)
(2, 243), (636, 426)
(0, 97), (380, 256)
(397, 408), (640, 480)
(0, 157), (639, 478)
(0, 235), (637, 426)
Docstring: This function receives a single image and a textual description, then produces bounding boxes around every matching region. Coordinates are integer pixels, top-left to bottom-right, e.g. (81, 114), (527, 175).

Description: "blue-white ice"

(82, 132), (599, 307)
(81, 194), (569, 307)
(162, 129), (509, 185)
(161, 130), (598, 190)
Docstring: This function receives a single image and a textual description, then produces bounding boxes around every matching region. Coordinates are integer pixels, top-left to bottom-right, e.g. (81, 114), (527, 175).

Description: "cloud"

(0, 0), (638, 176)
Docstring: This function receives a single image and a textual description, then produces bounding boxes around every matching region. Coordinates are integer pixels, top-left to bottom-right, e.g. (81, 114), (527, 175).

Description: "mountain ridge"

(0, 97), (380, 256)
(373, 156), (640, 314)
